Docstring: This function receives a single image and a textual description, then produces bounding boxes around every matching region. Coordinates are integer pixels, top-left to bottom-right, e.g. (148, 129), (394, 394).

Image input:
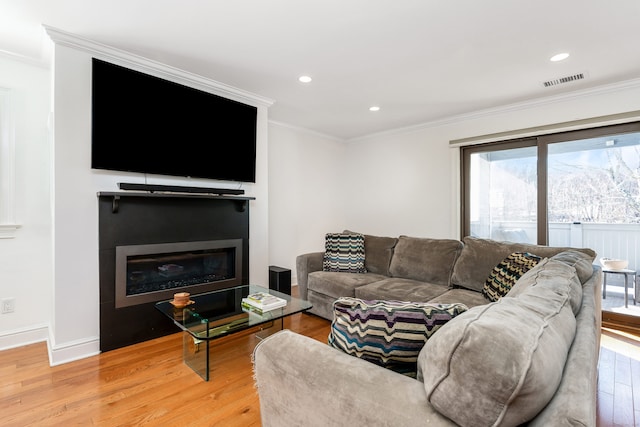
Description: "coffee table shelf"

(156, 284), (312, 380)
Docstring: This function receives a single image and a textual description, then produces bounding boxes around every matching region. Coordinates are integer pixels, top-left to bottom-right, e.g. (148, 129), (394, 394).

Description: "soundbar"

(118, 182), (245, 195)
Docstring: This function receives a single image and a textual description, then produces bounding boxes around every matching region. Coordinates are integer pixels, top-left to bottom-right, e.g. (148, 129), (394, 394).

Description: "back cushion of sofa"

(550, 250), (596, 285)
(388, 236), (463, 286)
(345, 230), (398, 276)
(451, 236), (596, 292)
(507, 258), (583, 315)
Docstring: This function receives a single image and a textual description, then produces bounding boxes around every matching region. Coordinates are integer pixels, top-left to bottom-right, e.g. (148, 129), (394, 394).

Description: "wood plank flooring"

(0, 312), (330, 427)
(598, 327), (640, 426)
(1, 318), (638, 426)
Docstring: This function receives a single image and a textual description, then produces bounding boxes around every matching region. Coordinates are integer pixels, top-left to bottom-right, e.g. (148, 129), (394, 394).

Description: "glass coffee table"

(156, 284), (312, 380)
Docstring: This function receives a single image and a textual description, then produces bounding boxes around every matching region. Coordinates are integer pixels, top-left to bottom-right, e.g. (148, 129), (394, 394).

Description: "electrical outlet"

(2, 298), (15, 314)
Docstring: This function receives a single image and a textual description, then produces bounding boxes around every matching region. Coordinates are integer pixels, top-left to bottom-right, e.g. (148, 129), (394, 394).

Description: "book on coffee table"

(241, 292), (287, 313)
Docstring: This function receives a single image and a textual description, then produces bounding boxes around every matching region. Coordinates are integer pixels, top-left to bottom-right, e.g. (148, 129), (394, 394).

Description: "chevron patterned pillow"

(328, 298), (468, 377)
(482, 252), (542, 302)
(322, 233), (367, 273)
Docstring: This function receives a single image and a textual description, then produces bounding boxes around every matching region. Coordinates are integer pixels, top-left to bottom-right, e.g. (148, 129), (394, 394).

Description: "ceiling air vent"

(543, 72), (585, 88)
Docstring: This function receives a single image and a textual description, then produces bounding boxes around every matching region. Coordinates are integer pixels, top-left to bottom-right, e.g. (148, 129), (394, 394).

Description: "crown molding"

(347, 77), (640, 143)
(0, 48), (49, 69)
(449, 109), (640, 147)
(445, 77), (640, 125)
(41, 24), (640, 141)
(43, 25), (274, 108)
(268, 120), (345, 142)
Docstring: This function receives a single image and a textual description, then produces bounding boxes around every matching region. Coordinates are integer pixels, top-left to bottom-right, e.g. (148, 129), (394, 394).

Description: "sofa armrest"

(295, 252), (324, 299)
(527, 268), (602, 427)
(253, 330), (455, 427)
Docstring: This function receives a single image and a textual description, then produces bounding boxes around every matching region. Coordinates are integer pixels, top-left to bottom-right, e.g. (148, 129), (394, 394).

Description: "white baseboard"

(0, 324), (100, 367)
(48, 334), (100, 366)
(0, 324), (49, 351)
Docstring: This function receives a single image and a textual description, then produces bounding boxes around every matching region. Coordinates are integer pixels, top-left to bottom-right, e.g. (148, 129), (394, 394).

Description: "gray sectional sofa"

(253, 234), (603, 426)
(297, 234), (597, 320)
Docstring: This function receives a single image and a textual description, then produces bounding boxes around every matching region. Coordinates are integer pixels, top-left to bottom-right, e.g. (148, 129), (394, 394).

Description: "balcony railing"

(471, 221), (640, 271)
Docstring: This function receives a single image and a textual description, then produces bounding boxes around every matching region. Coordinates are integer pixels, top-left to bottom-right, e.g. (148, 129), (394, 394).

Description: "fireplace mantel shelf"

(98, 191), (255, 213)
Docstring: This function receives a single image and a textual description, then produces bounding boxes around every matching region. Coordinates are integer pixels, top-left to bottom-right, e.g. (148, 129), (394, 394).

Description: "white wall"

(47, 32), (271, 364)
(342, 80), (640, 241)
(267, 123), (347, 279)
(266, 80), (640, 287)
(4, 28), (640, 364)
(0, 54), (52, 349)
(343, 125), (457, 238)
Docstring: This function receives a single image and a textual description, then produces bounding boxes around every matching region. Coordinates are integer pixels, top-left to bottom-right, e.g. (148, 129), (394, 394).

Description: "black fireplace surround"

(98, 192), (252, 351)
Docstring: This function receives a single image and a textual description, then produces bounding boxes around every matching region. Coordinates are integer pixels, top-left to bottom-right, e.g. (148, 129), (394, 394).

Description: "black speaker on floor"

(269, 266), (291, 295)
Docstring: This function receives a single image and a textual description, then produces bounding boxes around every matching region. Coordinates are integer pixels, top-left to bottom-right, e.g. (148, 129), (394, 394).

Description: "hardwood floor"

(598, 327), (640, 426)
(1, 318), (638, 426)
(0, 313), (331, 427)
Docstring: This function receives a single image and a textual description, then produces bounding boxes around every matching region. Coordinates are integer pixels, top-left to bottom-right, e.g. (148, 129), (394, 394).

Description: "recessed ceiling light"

(298, 75), (312, 83)
(369, 106), (380, 112)
(550, 53), (570, 62)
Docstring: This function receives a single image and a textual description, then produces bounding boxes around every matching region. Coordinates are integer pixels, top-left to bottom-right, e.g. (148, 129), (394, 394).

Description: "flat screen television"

(91, 58), (257, 183)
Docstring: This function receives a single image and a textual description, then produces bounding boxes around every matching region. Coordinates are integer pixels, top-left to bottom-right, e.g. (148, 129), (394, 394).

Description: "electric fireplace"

(98, 192), (251, 351)
(115, 239), (242, 308)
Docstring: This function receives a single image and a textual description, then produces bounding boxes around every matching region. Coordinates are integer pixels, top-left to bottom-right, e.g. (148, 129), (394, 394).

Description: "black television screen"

(91, 58), (257, 182)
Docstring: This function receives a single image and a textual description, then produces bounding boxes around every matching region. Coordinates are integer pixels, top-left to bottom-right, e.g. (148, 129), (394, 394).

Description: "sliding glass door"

(462, 121), (640, 329)
(545, 131), (640, 323)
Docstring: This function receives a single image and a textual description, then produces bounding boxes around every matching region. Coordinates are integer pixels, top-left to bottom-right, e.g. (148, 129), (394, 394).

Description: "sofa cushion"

(308, 271), (388, 298)
(419, 260), (579, 427)
(355, 278), (449, 302)
(322, 232), (366, 273)
(329, 297), (468, 377)
(508, 258), (584, 315)
(550, 250), (595, 284)
(451, 236), (596, 292)
(345, 231), (398, 276)
(428, 288), (490, 308)
(388, 236), (463, 286)
(481, 252), (542, 302)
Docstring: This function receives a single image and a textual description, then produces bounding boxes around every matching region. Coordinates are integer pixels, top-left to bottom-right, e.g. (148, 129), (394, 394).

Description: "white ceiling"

(1, 0), (640, 140)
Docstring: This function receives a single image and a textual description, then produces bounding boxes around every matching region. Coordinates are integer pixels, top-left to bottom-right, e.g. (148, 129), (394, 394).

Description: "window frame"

(0, 86), (18, 238)
(461, 137), (544, 242)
